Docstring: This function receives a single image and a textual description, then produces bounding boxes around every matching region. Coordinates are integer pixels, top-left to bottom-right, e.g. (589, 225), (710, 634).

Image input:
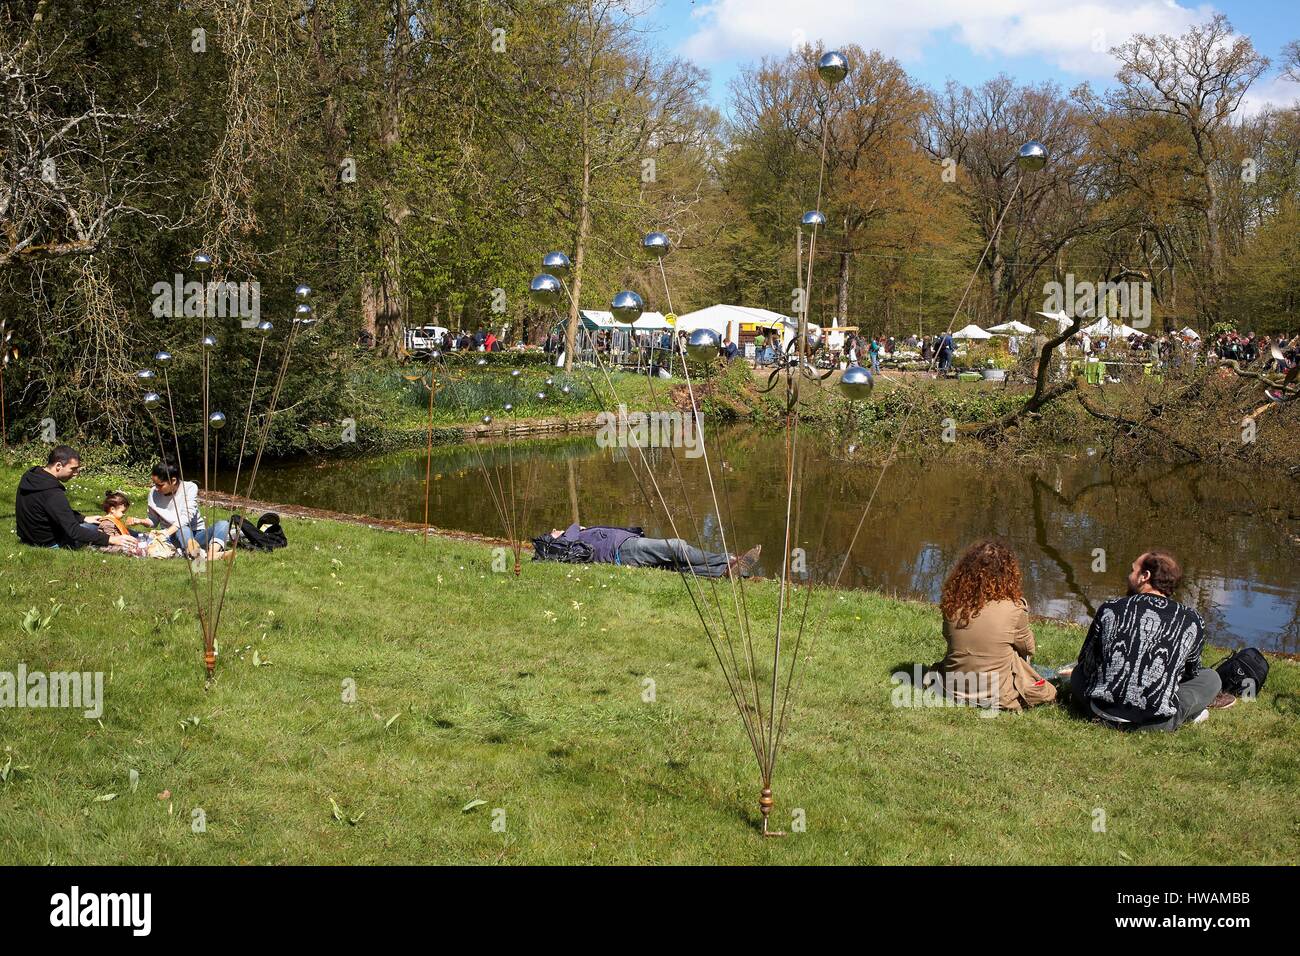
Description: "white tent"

(987, 320), (1035, 335)
(675, 304), (798, 346)
(1179, 327), (1201, 340)
(1036, 309), (1087, 333)
(952, 323), (993, 340)
(826, 317), (845, 351)
(1081, 318), (1141, 339)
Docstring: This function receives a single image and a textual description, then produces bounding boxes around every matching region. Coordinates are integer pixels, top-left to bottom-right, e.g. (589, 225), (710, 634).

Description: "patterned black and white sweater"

(1076, 593), (1206, 722)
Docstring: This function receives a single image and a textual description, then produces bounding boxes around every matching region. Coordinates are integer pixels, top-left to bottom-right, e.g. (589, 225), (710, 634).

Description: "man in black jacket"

(1068, 550), (1226, 731)
(15, 446), (135, 549)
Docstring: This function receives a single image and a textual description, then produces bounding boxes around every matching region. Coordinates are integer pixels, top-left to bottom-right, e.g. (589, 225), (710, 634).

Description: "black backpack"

(232, 512), (288, 552)
(1216, 648), (1269, 698)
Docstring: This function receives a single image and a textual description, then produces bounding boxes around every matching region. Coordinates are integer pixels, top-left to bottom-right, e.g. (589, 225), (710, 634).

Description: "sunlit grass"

(1, 465), (1296, 864)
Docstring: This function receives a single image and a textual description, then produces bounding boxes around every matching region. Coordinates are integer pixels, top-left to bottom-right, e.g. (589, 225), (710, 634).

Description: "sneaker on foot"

(1190, 708), (1210, 725)
(1209, 692), (1237, 710)
(728, 544), (762, 578)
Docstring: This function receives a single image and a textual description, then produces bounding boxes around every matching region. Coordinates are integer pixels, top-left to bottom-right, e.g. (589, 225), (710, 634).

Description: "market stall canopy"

(577, 309), (668, 331)
(1179, 327), (1201, 340)
(952, 323), (993, 340)
(1081, 318), (1141, 339)
(987, 320), (1035, 335)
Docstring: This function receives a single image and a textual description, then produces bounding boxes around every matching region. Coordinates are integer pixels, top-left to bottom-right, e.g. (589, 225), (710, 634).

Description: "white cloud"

(1240, 74), (1300, 117)
(680, 0), (1221, 79)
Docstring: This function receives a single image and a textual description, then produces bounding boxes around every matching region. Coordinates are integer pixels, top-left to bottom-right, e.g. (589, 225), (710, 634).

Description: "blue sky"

(642, 0), (1300, 116)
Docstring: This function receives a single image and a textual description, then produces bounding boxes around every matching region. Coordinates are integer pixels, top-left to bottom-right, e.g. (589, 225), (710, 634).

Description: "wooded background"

(3, 1), (1298, 444)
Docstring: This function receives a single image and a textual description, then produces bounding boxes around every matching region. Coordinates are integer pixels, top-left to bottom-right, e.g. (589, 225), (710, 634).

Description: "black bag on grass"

(1216, 648), (1268, 698)
(531, 534), (594, 564)
(233, 512), (288, 552)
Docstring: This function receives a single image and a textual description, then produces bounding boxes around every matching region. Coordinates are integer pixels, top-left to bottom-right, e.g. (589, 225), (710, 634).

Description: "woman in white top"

(148, 461), (230, 558)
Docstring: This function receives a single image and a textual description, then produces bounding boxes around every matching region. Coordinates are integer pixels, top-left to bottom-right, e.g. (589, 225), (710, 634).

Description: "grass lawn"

(1, 464), (1297, 865)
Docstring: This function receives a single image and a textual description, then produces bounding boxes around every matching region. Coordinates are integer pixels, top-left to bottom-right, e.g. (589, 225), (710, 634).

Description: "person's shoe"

(1209, 692), (1237, 710)
(728, 545), (761, 578)
(1190, 708), (1210, 725)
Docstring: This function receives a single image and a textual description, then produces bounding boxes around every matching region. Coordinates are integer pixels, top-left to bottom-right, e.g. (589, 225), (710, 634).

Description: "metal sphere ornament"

(802, 210), (827, 228)
(686, 327), (721, 361)
(561, 385), (571, 395)
(295, 302), (313, 317)
(817, 50), (849, 86)
(530, 273), (563, 306)
(837, 365), (875, 401)
(1016, 140), (1048, 173)
(430, 349), (441, 360)
(503, 403), (513, 413)
(154, 350), (174, 367)
(536, 392), (547, 401)
(545, 377), (554, 387)
(511, 368), (522, 378)
(295, 284), (312, 300)
(541, 251), (572, 280)
(208, 411), (227, 430)
(476, 358), (488, 366)
(642, 232), (670, 259)
(610, 290), (643, 324)
(135, 368), (156, 382)
(201, 334), (218, 350)
(192, 252), (214, 272)
(142, 391), (162, 410)
(482, 415), (493, 425)
(254, 321), (273, 336)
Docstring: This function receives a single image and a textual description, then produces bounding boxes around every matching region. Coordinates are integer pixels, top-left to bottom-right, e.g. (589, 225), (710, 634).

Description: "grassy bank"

(1, 465), (1297, 865)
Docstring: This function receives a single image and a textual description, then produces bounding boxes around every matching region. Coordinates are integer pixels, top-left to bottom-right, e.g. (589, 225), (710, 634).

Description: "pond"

(230, 428), (1300, 653)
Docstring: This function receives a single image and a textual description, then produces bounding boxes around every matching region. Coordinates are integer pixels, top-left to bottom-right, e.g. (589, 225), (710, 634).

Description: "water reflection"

(230, 430), (1300, 652)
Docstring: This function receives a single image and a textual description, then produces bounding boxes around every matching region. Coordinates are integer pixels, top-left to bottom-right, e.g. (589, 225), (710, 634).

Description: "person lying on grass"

(536, 522), (761, 578)
(1064, 549), (1233, 731)
(148, 460), (232, 561)
(936, 538), (1056, 712)
(14, 445), (137, 551)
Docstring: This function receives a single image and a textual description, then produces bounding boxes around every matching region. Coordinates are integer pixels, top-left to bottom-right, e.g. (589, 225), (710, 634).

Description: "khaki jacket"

(940, 599), (1057, 711)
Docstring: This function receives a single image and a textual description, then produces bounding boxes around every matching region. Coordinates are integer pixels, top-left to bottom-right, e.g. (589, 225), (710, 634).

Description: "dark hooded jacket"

(15, 467), (109, 548)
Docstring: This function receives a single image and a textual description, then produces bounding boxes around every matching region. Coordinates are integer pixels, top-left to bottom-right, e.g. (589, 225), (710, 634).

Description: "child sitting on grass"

(89, 490), (154, 538)
(83, 490), (175, 557)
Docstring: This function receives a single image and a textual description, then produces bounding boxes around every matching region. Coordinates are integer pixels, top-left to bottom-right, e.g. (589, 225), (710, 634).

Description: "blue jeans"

(170, 520), (230, 551)
(870, 354), (880, 373)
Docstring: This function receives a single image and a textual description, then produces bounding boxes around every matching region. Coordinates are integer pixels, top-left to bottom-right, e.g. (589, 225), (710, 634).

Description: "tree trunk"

(836, 239), (850, 327)
(565, 24), (595, 374)
(1203, 170), (1223, 317)
(565, 158), (590, 372)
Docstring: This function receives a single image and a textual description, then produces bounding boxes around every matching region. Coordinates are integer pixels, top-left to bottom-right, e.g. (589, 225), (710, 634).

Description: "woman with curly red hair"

(938, 538), (1056, 711)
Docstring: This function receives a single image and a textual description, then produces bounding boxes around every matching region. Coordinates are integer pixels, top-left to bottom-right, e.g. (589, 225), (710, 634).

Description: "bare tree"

(0, 5), (165, 271)
(1108, 14), (1268, 317)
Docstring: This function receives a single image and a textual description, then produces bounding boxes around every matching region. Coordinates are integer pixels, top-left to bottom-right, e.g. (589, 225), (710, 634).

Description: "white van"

(405, 325), (449, 355)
